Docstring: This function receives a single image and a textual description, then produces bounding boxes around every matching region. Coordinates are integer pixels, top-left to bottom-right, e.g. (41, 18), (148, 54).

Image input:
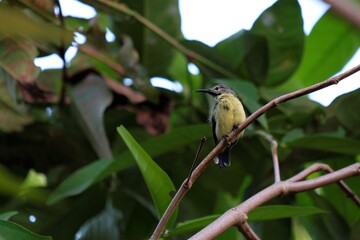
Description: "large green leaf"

(0, 220), (52, 240)
(0, 6), (73, 46)
(75, 199), (123, 239)
(47, 159), (112, 205)
(215, 30), (269, 85)
(309, 193), (351, 240)
(248, 205), (327, 221)
(251, 0), (304, 86)
(285, 10), (360, 90)
(182, 40), (234, 79)
(167, 205), (325, 236)
(332, 89), (360, 136)
(117, 125), (177, 227)
(103, 0), (182, 77)
(0, 212), (17, 221)
(284, 135), (360, 155)
(48, 124), (210, 204)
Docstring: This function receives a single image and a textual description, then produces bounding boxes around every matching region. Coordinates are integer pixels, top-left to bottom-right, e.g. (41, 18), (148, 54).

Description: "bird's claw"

(223, 135), (232, 145)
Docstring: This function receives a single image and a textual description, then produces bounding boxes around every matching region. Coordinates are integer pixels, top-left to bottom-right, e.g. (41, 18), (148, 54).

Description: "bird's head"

(196, 84), (236, 97)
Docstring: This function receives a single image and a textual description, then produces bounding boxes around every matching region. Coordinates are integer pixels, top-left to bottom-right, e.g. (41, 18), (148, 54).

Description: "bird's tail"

(214, 148), (231, 168)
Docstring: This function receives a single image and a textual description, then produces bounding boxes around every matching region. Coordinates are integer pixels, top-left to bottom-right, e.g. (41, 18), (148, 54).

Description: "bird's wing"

(211, 115), (218, 145)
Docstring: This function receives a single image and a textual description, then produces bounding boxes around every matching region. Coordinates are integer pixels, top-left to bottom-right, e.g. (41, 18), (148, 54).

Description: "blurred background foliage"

(0, 0), (359, 239)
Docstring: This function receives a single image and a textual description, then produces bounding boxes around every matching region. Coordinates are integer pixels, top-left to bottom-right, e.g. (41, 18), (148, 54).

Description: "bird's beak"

(195, 88), (213, 94)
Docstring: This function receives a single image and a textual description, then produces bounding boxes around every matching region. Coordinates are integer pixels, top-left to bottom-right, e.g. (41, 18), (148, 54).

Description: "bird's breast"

(213, 94), (246, 141)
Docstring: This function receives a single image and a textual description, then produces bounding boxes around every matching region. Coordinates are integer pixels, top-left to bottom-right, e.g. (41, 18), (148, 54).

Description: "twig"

(323, 0), (360, 29)
(190, 163), (360, 239)
(150, 64), (360, 239)
(256, 131), (281, 182)
(288, 163), (360, 207)
(54, 0), (68, 104)
(237, 221), (260, 240)
(186, 137), (206, 186)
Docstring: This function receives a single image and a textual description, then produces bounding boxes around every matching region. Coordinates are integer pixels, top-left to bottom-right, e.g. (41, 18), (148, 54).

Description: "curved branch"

(150, 64), (360, 239)
(190, 163), (360, 239)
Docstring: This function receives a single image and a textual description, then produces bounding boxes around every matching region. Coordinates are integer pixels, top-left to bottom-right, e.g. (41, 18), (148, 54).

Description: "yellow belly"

(214, 94), (246, 142)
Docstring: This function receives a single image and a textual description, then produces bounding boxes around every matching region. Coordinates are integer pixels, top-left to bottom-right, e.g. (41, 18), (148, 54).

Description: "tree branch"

(237, 221), (260, 240)
(190, 163), (360, 239)
(150, 64), (360, 239)
(323, 0), (360, 29)
(288, 163), (360, 207)
(256, 131), (281, 182)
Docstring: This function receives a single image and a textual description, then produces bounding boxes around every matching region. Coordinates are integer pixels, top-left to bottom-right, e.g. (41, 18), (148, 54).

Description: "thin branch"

(150, 64), (360, 239)
(186, 137), (206, 186)
(256, 131), (281, 182)
(54, 0), (68, 105)
(288, 163), (360, 207)
(237, 221), (260, 240)
(190, 163), (360, 240)
(323, 0), (360, 29)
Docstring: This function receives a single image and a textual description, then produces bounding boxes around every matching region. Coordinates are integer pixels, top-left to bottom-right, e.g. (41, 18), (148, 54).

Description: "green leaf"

(215, 30), (269, 84)
(48, 124), (210, 204)
(332, 89), (360, 136)
(167, 214), (219, 236)
(182, 40), (234, 79)
(0, 6), (73, 46)
(0, 70), (33, 132)
(350, 218), (360, 240)
(251, 0), (304, 86)
(69, 72), (113, 159)
(285, 135), (360, 155)
(47, 159), (112, 205)
(309, 193), (350, 239)
(117, 125), (177, 227)
(0, 220), (52, 240)
(21, 169), (47, 189)
(75, 199), (123, 239)
(167, 205), (325, 236)
(0, 212), (18, 221)
(286, 10), (360, 90)
(248, 205), (327, 221)
(112, 0), (182, 77)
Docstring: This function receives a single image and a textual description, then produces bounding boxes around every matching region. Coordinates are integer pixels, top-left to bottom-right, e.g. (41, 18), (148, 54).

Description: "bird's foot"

(223, 135), (232, 145)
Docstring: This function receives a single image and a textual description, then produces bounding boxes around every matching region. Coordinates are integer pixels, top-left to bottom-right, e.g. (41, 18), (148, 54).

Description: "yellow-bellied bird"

(197, 84), (246, 168)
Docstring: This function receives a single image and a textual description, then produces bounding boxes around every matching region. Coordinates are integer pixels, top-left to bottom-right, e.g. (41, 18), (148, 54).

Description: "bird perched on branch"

(196, 84), (246, 168)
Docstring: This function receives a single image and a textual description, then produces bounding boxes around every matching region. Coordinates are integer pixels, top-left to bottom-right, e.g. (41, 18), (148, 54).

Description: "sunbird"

(196, 84), (246, 168)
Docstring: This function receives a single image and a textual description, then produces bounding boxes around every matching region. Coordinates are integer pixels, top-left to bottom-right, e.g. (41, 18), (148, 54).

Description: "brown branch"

(323, 0), (360, 29)
(186, 137), (206, 186)
(288, 163), (360, 207)
(256, 131), (281, 182)
(237, 221), (260, 240)
(150, 63), (360, 240)
(190, 163), (360, 239)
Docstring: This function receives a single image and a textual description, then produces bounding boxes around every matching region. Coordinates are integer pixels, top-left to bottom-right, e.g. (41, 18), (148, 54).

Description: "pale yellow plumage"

(197, 84), (246, 168)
